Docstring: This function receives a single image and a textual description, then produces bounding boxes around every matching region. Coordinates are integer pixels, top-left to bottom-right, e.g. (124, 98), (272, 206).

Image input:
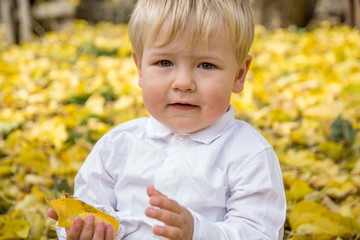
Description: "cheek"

(203, 85), (232, 106)
(205, 85), (233, 119)
(141, 84), (164, 111)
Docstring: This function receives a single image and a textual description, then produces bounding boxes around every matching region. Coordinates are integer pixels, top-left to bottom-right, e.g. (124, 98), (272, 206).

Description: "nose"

(171, 68), (196, 92)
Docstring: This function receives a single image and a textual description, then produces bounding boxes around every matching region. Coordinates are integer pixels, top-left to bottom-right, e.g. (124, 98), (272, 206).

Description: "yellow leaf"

(324, 178), (357, 199)
(29, 116), (68, 149)
(0, 164), (12, 177)
(285, 179), (313, 201)
(318, 142), (346, 162)
(0, 219), (31, 239)
(277, 149), (316, 167)
(85, 93), (105, 116)
(289, 201), (360, 238)
(48, 196), (119, 233)
(18, 144), (49, 174)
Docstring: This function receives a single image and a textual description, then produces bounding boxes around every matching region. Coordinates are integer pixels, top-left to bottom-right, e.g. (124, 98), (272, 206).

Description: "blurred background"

(1, 0), (360, 44)
(0, 0), (360, 240)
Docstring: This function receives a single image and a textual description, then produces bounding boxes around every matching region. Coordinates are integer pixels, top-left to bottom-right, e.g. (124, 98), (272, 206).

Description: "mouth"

(169, 103), (198, 110)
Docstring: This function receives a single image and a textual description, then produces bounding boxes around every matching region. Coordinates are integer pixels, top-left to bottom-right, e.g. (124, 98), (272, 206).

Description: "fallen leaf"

(48, 196), (119, 233)
(0, 219), (31, 239)
(289, 201), (360, 238)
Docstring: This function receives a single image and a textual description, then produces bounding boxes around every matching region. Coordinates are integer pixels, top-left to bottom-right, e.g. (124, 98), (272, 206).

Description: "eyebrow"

(147, 46), (226, 60)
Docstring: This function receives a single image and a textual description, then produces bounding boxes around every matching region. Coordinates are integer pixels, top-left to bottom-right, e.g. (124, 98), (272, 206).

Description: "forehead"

(146, 21), (231, 55)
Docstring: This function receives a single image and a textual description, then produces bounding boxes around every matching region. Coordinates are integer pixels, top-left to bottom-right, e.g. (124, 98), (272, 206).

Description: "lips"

(169, 103), (198, 110)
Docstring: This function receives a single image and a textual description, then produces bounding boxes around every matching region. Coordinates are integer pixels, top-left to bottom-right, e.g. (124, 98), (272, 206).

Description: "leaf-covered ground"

(0, 21), (359, 239)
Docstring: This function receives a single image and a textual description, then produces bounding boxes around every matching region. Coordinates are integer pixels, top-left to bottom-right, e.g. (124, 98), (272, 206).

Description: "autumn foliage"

(0, 21), (359, 239)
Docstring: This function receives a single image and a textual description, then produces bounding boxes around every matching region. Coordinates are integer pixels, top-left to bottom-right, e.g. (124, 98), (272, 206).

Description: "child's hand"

(145, 185), (194, 240)
(47, 207), (115, 240)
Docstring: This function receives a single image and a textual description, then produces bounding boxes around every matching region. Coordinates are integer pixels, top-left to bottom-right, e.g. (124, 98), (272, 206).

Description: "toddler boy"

(48, 0), (286, 239)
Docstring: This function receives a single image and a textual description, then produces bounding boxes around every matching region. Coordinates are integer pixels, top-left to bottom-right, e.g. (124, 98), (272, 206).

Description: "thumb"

(47, 207), (59, 221)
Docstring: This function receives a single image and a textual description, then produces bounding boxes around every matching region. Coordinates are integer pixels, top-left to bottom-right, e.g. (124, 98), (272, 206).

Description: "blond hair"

(128, 0), (254, 65)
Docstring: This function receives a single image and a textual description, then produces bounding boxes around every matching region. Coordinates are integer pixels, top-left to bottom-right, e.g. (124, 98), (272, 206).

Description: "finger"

(147, 185), (181, 212)
(47, 208), (58, 221)
(153, 224), (182, 239)
(104, 224), (114, 240)
(147, 185), (163, 198)
(149, 195), (182, 214)
(67, 217), (83, 240)
(147, 185), (182, 213)
(79, 215), (95, 240)
(92, 220), (106, 240)
(145, 207), (182, 227)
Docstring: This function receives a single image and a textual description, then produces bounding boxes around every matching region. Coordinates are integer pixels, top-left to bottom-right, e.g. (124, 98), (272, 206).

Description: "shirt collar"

(146, 105), (235, 144)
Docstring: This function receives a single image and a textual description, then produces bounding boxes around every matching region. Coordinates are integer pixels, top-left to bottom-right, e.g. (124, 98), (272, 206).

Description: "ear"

(232, 55), (252, 93)
(132, 52), (143, 88)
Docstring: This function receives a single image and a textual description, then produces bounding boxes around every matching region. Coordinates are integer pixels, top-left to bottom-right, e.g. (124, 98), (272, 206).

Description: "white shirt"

(57, 106), (286, 240)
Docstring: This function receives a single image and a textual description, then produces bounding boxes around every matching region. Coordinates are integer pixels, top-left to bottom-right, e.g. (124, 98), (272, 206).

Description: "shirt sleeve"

(190, 147), (286, 240)
(55, 124), (161, 240)
(68, 134), (127, 239)
(69, 132), (153, 239)
(74, 135), (117, 207)
(55, 224), (67, 240)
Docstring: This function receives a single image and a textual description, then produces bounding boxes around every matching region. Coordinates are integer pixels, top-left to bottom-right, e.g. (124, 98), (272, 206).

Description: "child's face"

(133, 27), (252, 133)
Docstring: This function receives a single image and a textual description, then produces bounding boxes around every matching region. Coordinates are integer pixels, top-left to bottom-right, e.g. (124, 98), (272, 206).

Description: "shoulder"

(223, 119), (277, 176)
(85, 117), (149, 166)
(105, 117), (148, 140)
(92, 117), (149, 150)
(227, 119), (272, 150)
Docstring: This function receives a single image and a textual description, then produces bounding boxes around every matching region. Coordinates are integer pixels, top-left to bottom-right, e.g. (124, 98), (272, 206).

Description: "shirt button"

(177, 135), (186, 141)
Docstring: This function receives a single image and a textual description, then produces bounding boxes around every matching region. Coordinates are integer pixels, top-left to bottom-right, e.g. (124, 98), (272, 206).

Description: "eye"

(199, 62), (214, 70)
(158, 60), (173, 67)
